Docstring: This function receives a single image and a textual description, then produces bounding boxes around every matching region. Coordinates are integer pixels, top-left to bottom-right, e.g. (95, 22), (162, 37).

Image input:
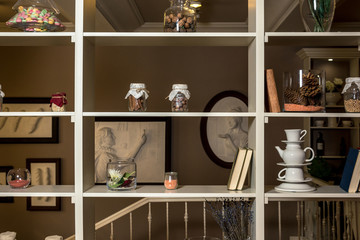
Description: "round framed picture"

(200, 91), (248, 168)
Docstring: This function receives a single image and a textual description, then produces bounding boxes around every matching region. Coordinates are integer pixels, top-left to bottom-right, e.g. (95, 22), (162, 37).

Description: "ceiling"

(0, 0), (359, 32)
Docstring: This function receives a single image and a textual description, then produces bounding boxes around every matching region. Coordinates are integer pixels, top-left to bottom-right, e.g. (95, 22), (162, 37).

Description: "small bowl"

(7, 168), (31, 189)
(342, 120), (353, 127)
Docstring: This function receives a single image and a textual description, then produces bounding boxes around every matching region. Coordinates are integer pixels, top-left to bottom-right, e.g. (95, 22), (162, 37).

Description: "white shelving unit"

(1, 0), (360, 239)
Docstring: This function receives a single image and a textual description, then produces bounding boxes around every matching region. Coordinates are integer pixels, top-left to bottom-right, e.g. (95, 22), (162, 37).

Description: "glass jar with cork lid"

(342, 77), (360, 112)
(167, 84), (190, 112)
(125, 83), (149, 112)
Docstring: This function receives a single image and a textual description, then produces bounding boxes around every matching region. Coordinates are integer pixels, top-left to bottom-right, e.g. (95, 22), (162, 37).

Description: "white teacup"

(342, 120), (353, 127)
(284, 129), (307, 141)
(278, 168), (304, 181)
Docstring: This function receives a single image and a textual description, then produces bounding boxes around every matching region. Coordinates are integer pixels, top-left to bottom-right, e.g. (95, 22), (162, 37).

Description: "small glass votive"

(164, 172), (178, 190)
(7, 168), (31, 189)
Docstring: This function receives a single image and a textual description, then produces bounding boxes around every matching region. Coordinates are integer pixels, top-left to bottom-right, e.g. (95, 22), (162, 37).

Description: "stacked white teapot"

(274, 129), (316, 192)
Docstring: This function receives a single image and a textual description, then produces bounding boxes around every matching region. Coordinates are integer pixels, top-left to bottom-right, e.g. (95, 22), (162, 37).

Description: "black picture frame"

(26, 158), (61, 211)
(200, 91), (248, 169)
(0, 166), (14, 203)
(0, 97), (59, 144)
(95, 117), (171, 184)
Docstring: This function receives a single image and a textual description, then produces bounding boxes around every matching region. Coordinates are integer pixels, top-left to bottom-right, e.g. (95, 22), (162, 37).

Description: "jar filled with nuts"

(125, 83), (149, 112)
(0, 84), (4, 112)
(342, 77), (360, 112)
(167, 84), (190, 112)
(164, 0), (196, 32)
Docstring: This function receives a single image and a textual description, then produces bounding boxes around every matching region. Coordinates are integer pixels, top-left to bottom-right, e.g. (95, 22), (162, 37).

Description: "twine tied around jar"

(166, 84), (190, 101)
(125, 83), (150, 100)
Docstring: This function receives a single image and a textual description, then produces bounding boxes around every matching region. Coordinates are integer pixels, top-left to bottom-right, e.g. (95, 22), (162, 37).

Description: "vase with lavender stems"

(299, 0), (336, 32)
(206, 198), (253, 240)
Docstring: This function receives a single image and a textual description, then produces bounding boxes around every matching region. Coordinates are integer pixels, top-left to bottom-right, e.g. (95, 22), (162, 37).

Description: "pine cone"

(302, 73), (319, 86)
(300, 85), (321, 97)
(284, 88), (307, 105)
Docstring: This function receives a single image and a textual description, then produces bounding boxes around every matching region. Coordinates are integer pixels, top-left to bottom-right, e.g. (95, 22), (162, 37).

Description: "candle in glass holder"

(164, 172), (178, 190)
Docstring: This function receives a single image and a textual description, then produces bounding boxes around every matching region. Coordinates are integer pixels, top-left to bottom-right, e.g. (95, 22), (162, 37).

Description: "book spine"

(266, 69), (281, 113)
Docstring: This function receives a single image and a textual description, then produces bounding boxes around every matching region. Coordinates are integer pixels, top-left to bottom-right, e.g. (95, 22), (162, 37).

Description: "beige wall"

(0, 45), (305, 239)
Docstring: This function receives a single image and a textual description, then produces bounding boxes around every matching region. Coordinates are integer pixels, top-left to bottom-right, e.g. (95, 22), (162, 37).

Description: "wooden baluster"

(355, 202), (359, 240)
(317, 204), (321, 240)
(301, 201), (304, 237)
(166, 202), (169, 240)
(203, 201), (207, 237)
(322, 201), (326, 239)
(327, 201), (330, 240)
(346, 202), (351, 240)
(110, 222), (113, 240)
(130, 212), (133, 240)
(332, 201), (336, 240)
(343, 202), (347, 240)
(222, 202), (225, 240)
(148, 202), (152, 240)
(184, 202), (189, 239)
(278, 201), (282, 240)
(297, 202), (301, 240)
(336, 201), (341, 240)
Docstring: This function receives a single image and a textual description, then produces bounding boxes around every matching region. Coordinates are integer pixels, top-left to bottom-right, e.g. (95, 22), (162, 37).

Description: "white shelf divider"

(265, 112), (360, 118)
(0, 32), (75, 46)
(265, 185), (360, 201)
(84, 112), (257, 117)
(0, 185), (75, 197)
(83, 32), (256, 46)
(84, 185), (256, 198)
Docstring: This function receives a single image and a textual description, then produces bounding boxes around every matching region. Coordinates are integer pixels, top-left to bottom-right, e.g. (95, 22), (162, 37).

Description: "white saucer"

(281, 140), (305, 144)
(277, 162), (312, 167)
(274, 183), (316, 192)
(277, 177), (312, 183)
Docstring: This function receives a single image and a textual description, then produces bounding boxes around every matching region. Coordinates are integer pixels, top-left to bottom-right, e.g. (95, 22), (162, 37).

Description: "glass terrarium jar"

(50, 92), (67, 112)
(342, 77), (360, 112)
(283, 69), (325, 112)
(6, 0), (65, 32)
(106, 161), (137, 191)
(7, 168), (31, 189)
(167, 84), (190, 112)
(164, 0), (197, 32)
(125, 83), (149, 112)
(0, 84), (4, 112)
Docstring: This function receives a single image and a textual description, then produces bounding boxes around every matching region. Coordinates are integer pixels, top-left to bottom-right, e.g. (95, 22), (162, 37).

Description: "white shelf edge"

(265, 32), (360, 37)
(0, 112), (75, 117)
(83, 185), (256, 198)
(83, 112), (257, 117)
(0, 32), (75, 37)
(84, 32), (256, 37)
(310, 127), (357, 130)
(265, 112), (360, 118)
(265, 186), (360, 201)
(0, 185), (75, 197)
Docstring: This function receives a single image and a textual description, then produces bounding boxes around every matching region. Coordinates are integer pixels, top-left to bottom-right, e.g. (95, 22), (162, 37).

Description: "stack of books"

(340, 147), (360, 193)
(227, 148), (253, 191)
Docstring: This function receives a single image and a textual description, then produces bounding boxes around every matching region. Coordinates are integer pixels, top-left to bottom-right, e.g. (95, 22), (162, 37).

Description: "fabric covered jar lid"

(342, 77), (360, 94)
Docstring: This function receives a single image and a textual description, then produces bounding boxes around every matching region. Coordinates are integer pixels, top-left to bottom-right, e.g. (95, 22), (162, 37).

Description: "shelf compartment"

(265, 32), (360, 47)
(84, 185), (255, 198)
(265, 185), (360, 201)
(84, 112), (257, 117)
(0, 32), (75, 46)
(265, 112), (360, 118)
(0, 185), (75, 197)
(84, 32), (256, 46)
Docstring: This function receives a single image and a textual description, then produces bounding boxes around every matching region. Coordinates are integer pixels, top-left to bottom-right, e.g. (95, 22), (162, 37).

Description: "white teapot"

(275, 143), (314, 164)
